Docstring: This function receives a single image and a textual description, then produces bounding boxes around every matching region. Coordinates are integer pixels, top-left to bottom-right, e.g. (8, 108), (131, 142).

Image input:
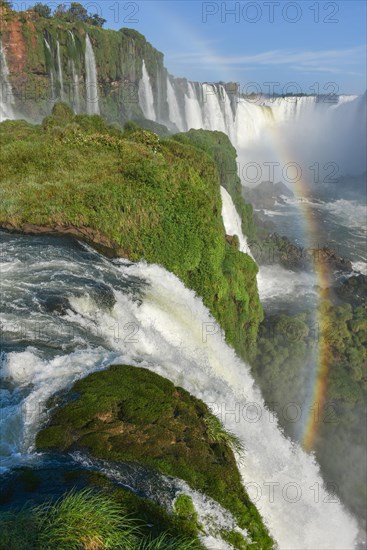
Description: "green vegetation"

(0, 488), (202, 549)
(252, 300), (367, 519)
(253, 312), (313, 419)
(136, 533), (202, 549)
(321, 302), (367, 396)
(1, 6), (166, 123)
(173, 496), (198, 524)
(204, 414), (245, 456)
(253, 303), (366, 415)
(33, 3), (51, 18)
(0, 109), (262, 357)
(220, 529), (248, 549)
(53, 3), (106, 27)
(36, 365), (273, 548)
(173, 130), (256, 239)
(35, 488), (137, 548)
(87, 472), (203, 544)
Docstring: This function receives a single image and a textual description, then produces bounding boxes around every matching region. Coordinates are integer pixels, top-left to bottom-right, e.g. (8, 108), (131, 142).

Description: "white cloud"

(166, 45), (366, 75)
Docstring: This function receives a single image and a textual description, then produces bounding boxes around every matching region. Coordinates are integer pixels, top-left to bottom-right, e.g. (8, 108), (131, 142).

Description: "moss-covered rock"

(36, 365), (273, 548)
(0, 115), (262, 357)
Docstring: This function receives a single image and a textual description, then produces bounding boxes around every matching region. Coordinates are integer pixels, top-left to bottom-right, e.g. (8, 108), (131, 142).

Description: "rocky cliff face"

(0, 6), (240, 135)
(0, 6), (169, 124)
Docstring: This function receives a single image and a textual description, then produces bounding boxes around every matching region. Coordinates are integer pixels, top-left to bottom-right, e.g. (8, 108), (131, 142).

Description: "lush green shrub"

(0, 115), (262, 358)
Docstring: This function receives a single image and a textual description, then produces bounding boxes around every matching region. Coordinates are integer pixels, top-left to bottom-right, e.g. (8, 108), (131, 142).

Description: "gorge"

(0, 5), (366, 550)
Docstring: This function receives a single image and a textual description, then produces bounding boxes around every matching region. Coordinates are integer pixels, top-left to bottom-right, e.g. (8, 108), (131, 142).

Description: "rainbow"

(157, 10), (337, 451)
(154, 10), (363, 456)
(265, 115), (334, 452)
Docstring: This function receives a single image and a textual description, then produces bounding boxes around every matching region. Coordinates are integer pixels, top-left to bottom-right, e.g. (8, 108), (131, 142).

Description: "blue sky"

(19, 1), (367, 93)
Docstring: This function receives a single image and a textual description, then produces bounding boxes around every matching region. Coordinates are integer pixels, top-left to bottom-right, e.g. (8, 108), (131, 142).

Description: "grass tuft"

(34, 488), (138, 549)
(0, 488), (204, 550)
(204, 414), (245, 457)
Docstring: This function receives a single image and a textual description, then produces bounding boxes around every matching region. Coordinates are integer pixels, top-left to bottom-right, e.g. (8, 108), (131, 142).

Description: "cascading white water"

(219, 85), (236, 144)
(0, 41), (14, 121)
(85, 34), (100, 115)
(220, 186), (253, 257)
(44, 38), (55, 100)
(138, 60), (156, 121)
(164, 79), (366, 178)
(71, 61), (80, 113)
(56, 40), (65, 101)
(234, 99), (273, 150)
(74, 452), (249, 549)
(68, 31), (81, 113)
(219, 184), (317, 305)
(264, 95), (320, 123)
(0, 233), (359, 549)
(202, 83), (226, 133)
(235, 93), (367, 178)
(166, 76), (185, 131)
(184, 82), (204, 130)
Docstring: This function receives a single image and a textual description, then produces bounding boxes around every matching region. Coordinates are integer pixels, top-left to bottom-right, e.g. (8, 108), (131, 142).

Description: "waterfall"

(184, 82), (203, 130)
(155, 67), (165, 122)
(44, 38), (55, 101)
(254, 94), (367, 176)
(219, 85), (236, 144)
(85, 34), (100, 115)
(234, 98), (272, 150)
(68, 32), (81, 113)
(164, 79), (366, 178)
(220, 186), (253, 257)
(202, 83), (226, 132)
(166, 76), (185, 131)
(0, 232), (359, 549)
(71, 61), (80, 113)
(0, 41), (14, 121)
(56, 40), (65, 101)
(138, 60), (156, 121)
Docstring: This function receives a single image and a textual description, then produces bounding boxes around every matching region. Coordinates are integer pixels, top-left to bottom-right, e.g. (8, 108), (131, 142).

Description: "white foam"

(0, 243), (359, 549)
(352, 261), (367, 275)
(220, 186), (253, 257)
(257, 265), (318, 301)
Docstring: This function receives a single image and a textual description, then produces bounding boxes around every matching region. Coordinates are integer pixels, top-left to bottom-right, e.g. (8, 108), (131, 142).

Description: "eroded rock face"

(1, 9), (167, 123)
(3, 17), (37, 76)
(243, 181), (294, 210)
(252, 232), (353, 273)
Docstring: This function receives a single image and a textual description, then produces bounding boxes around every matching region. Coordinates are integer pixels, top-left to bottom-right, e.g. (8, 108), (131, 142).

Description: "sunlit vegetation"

(36, 365), (273, 548)
(0, 106), (262, 357)
(0, 488), (203, 549)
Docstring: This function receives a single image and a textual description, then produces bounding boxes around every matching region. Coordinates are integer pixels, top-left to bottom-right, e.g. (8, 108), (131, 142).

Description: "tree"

(90, 13), (106, 27)
(52, 2), (105, 27)
(69, 2), (88, 23)
(34, 2), (51, 18)
(54, 3), (67, 19)
(0, 0), (12, 8)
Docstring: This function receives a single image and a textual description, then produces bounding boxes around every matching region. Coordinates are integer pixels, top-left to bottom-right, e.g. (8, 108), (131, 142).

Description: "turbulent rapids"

(0, 231), (359, 549)
(0, 24), (366, 548)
